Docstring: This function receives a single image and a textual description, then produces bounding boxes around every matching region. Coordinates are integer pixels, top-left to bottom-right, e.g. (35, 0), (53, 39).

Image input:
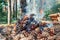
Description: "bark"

(8, 0), (11, 25)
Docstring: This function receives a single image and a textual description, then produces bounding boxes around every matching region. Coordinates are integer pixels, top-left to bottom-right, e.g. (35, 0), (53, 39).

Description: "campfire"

(0, 14), (60, 40)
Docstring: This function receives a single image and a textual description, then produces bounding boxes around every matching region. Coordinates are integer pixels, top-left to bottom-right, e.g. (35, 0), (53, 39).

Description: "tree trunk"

(8, 0), (11, 25)
(16, 0), (17, 20)
(13, 0), (17, 20)
(11, 0), (14, 17)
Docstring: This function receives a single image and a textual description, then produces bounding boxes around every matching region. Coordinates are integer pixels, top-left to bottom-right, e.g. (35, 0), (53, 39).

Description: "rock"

(20, 37), (28, 40)
(35, 27), (40, 33)
(56, 32), (60, 38)
(49, 27), (55, 36)
(13, 34), (21, 40)
(11, 31), (16, 36)
(1, 27), (11, 35)
(27, 34), (34, 40)
(55, 36), (60, 40)
(44, 27), (50, 32)
(0, 33), (6, 40)
(48, 35), (56, 40)
(6, 36), (13, 40)
(57, 32), (60, 35)
(37, 33), (42, 39)
(54, 25), (60, 34)
(0, 27), (4, 33)
(42, 31), (49, 37)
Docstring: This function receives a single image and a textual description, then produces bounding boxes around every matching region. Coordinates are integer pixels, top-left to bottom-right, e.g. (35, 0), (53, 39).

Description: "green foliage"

(45, 4), (60, 20)
(45, 10), (51, 20)
(51, 4), (60, 13)
(0, 0), (7, 23)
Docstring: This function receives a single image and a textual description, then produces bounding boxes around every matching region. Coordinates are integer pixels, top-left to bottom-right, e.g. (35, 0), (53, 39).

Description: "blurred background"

(0, 0), (60, 24)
